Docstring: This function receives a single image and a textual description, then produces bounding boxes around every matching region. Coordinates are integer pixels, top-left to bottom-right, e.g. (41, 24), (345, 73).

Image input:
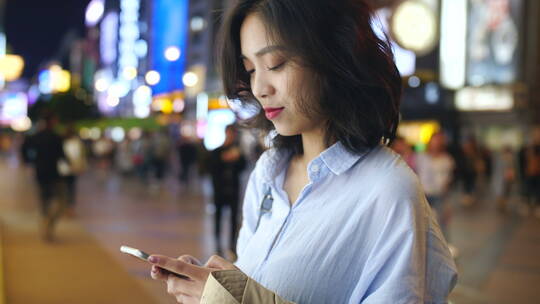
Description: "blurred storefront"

(375, 0), (537, 151)
(82, 0), (244, 150)
(443, 0), (530, 150)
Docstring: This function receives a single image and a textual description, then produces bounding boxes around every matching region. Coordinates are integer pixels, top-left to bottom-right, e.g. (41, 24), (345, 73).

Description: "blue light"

(150, 0), (189, 95)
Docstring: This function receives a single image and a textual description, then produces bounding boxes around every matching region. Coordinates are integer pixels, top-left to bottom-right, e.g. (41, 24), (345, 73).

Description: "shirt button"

(311, 164), (320, 172)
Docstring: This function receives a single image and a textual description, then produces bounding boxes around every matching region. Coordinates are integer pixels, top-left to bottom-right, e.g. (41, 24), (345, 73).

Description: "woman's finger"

(178, 254), (202, 266)
(166, 274), (203, 299)
(205, 255), (238, 270)
(149, 254), (208, 281)
(150, 265), (169, 281)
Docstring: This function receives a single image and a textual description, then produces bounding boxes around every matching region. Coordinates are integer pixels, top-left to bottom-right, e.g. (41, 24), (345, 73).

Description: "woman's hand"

(149, 254), (238, 304)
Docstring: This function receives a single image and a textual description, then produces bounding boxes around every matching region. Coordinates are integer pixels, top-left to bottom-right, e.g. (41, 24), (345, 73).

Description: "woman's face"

(240, 13), (323, 136)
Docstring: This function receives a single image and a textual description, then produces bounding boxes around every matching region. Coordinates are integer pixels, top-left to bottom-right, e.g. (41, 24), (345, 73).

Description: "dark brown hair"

(218, 0), (402, 155)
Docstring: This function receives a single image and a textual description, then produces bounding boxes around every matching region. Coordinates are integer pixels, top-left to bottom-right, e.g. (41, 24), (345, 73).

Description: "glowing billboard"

(150, 0), (189, 95)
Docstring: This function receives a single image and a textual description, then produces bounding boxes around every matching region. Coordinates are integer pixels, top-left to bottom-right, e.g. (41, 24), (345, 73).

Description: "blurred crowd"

(2, 119), (539, 250)
(391, 127), (540, 256)
(12, 115), (263, 247)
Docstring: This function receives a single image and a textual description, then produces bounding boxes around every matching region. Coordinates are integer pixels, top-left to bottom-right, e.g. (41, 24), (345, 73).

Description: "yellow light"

(391, 1), (437, 55)
(122, 66), (138, 80)
(49, 64), (62, 72)
(10, 116), (32, 132)
(145, 70), (160, 85)
(397, 121), (440, 146)
(161, 98), (173, 114)
(80, 127), (91, 139)
(182, 72), (198, 87)
(54, 70), (71, 92)
(419, 123), (438, 144)
(0, 55), (25, 81)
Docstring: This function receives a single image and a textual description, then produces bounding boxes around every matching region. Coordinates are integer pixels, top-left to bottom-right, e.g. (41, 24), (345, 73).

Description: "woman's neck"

(297, 128), (329, 167)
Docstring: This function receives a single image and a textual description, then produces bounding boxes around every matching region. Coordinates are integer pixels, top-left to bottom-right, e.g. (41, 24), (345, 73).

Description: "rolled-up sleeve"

(201, 270), (295, 304)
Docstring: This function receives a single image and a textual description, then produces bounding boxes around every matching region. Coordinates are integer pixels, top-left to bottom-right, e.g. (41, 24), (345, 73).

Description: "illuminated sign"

(455, 86), (514, 111)
(100, 12), (119, 65)
(466, 0), (521, 86)
(117, 0), (141, 82)
(440, 0), (467, 89)
(150, 0), (189, 95)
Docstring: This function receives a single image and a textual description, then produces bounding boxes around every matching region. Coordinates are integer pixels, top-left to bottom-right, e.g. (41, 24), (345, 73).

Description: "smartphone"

(120, 245), (188, 279)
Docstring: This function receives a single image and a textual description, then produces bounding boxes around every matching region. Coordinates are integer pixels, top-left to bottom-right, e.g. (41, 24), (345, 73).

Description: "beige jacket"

(201, 270), (295, 304)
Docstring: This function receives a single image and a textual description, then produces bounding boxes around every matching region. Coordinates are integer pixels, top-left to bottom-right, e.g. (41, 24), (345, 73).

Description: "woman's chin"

(274, 126), (300, 137)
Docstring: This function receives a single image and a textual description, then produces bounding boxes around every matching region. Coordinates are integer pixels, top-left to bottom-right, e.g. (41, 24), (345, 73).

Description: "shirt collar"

(319, 141), (367, 175)
(261, 141), (370, 185)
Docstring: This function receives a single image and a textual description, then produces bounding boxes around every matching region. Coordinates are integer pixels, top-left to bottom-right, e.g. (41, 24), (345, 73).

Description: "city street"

(1, 154), (539, 304)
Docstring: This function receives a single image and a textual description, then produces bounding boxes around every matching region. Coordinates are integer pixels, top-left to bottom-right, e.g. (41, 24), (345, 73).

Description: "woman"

(148, 0), (457, 303)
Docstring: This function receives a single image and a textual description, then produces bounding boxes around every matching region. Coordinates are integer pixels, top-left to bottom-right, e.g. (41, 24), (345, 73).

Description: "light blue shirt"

(235, 142), (458, 304)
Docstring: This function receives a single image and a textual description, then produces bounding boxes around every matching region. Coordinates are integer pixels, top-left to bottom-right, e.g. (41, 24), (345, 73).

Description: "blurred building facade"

(373, 0), (538, 151)
(63, 0), (540, 150)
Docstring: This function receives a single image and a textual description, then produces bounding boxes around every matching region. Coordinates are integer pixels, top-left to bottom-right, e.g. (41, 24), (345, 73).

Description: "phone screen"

(120, 246), (150, 261)
(120, 245), (188, 279)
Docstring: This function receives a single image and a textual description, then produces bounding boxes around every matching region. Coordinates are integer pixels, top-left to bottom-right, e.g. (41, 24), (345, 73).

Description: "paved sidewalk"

(0, 160), (159, 304)
(2, 154), (540, 303)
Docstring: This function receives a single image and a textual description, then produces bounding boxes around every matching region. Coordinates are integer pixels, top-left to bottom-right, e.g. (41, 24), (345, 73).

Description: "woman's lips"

(264, 107), (284, 120)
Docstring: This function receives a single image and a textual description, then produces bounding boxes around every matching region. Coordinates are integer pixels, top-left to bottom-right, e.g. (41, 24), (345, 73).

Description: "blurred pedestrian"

(523, 127), (540, 218)
(177, 135), (198, 187)
(416, 132), (457, 256)
(29, 115), (67, 241)
(477, 143), (493, 194)
(461, 137), (480, 206)
(149, 130), (171, 184)
(391, 136), (417, 172)
(92, 134), (114, 169)
(209, 125), (246, 257)
(494, 145), (516, 213)
(132, 131), (151, 181)
(61, 124), (88, 217)
(115, 138), (134, 175)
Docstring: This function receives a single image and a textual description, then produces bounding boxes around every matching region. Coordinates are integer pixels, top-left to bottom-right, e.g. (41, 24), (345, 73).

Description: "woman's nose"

(252, 73), (275, 100)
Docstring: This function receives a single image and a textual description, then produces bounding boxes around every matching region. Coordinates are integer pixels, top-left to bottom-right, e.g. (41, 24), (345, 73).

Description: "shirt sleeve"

(351, 168), (457, 303)
(201, 270), (296, 304)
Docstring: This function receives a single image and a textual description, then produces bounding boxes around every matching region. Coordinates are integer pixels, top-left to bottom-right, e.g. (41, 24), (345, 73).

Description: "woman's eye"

(246, 69), (255, 76)
(268, 61), (286, 71)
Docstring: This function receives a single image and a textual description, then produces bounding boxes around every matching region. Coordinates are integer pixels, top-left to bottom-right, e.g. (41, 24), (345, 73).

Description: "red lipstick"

(264, 107), (284, 120)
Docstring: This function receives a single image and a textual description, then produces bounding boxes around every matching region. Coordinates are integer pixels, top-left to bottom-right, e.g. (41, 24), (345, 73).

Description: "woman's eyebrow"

(241, 45), (285, 60)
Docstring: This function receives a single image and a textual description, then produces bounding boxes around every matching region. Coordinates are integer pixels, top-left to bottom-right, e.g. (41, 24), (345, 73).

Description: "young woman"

(148, 0), (457, 303)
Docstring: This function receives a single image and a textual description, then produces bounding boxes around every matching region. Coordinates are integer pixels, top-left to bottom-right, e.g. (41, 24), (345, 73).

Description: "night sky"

(5, 0), (90, 79)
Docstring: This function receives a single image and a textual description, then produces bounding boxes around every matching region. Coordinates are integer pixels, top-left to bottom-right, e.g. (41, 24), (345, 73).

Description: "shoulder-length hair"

(218, 0), (402, 155)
